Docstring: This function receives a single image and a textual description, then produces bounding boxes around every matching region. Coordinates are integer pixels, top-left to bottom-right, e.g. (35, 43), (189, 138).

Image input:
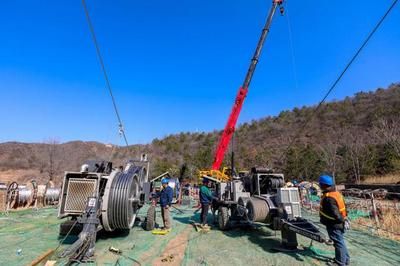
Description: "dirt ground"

(0, 206), (400, 266)
(0, 169), (45, 184)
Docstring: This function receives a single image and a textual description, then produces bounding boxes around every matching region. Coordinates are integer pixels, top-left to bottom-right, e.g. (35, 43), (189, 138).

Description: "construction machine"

(199, 0), (285, 182)
(197, 0), (330, 250)
(57, 157), (150, 262)
(211, 168), (329, 250)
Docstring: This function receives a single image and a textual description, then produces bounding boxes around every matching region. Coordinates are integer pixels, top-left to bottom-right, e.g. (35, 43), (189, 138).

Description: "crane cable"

(278, 0), (399, 164)
(81, 0), (129, 146)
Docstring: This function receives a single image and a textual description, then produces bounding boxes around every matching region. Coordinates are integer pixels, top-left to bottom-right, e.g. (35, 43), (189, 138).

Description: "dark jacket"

(320, 190), (345, 230)
(200, 185), (214, 204)
(159, 186), (173, 207)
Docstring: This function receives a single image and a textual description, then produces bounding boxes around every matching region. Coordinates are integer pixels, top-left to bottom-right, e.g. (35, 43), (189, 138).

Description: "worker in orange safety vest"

(319, 175), (350, 266)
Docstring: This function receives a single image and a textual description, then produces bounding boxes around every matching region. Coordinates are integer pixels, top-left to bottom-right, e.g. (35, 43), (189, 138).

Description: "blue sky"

(0, 0), (399, 145)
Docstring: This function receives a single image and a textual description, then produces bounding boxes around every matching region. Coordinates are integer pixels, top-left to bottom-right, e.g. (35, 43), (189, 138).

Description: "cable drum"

(246, 197), (270, 223)
(44, 188), (60, 206)
(106, 166), (143, 230)
(17, 186), (32, 207)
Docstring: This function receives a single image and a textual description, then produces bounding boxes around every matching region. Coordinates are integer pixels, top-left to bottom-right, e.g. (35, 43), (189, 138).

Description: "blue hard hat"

(202, 178), (210, 183)
(161, 178), (169, 184)
(319, 175), (334, 186)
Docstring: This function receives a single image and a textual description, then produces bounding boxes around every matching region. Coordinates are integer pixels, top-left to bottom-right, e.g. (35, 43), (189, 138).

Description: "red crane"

(212, 0), (284, 171)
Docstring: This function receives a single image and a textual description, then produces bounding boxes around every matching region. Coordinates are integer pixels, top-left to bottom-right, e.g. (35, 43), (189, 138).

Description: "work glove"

(344, 218), (351, 231)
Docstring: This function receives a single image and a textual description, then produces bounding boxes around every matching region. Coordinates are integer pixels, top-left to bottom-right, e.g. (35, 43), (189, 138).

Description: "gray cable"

(278, 0), (399, 163)
(81, 0), (129, 146)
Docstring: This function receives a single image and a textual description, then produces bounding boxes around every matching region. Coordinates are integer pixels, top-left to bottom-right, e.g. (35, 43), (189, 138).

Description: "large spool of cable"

(103, 165), (145, 231)
(246, 197), (270, 223)
(17, 186), (32, 207)
(44, 188), (60, 206)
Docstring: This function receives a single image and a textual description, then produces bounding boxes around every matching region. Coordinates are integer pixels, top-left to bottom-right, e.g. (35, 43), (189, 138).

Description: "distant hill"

(1, 84), (399, 185)
(0, 141), (113, 184)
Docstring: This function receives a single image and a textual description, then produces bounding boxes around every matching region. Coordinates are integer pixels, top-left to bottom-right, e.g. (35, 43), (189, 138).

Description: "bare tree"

(45, 139), (60, 181)
(342, 130), (374, 184)
(374, 118), (400, 157)
(318, 141), (340, 180)
(318, 129), (346, 181)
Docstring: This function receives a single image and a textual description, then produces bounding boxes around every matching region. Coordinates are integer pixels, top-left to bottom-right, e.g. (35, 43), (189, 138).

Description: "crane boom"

(211, 0), (283, 170)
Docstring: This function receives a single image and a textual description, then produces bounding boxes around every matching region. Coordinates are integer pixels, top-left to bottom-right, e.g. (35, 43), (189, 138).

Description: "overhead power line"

(284, 2), (299, 91)
(278, 0), (399, 163)
(81, 0), (129, 146)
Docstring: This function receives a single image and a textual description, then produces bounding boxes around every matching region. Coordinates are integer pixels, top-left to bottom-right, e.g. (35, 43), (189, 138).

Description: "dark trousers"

(327, 226), (350, 265)
(161, 207), (171, 229)
(200, 204), (209, 225)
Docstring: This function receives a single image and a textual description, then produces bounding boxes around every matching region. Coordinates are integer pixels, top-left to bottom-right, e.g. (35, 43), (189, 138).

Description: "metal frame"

(58, 172), (101, 218)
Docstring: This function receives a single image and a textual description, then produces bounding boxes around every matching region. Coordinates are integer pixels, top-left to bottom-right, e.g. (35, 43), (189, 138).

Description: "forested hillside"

(1, 84), (399, 184)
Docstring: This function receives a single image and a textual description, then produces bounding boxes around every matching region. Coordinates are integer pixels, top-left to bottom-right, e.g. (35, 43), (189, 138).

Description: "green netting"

(308, 195), (320, 202)
(1, 205), (400, 266)
(183, 223), (323, 266)
(347, 209), (370, 220)
(0, 207), (62, 266)
(302, 209), (400, 265)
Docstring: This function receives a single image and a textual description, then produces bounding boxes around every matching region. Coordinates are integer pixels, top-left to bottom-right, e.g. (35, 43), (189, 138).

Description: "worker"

(159, 178), (173, 231)
(319, 175), (350, 266)
(199, 178), (214, 228)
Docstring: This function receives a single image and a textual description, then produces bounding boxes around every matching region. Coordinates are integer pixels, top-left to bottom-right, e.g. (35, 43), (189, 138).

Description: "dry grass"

(0, 190), (6, 211)
(362, 173), (400, 184)
(378, 209), (400, 240)
(353, 206), (400, 241)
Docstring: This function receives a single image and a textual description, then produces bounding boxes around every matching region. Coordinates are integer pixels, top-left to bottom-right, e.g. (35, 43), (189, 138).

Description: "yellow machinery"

(198, 167), (232, 183)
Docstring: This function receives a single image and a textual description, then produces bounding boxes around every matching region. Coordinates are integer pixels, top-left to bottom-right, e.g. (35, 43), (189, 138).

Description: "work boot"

(201, 224), (210, 229)
(326, 260), (341, 266)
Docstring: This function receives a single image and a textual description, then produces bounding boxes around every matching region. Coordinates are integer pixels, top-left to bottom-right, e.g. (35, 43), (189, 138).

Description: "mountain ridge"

(1, 83), (399, 185)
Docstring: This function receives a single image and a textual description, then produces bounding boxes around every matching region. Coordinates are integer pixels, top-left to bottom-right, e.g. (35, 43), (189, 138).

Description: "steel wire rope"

(284, 1), (299, 91)
(81, 0), (129, 146)
(277, 0), (399, 164)
(52, 219), (80, 256)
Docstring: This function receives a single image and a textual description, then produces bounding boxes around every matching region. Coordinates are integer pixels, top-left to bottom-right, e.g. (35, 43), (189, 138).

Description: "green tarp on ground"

(0, 206), (399, 265)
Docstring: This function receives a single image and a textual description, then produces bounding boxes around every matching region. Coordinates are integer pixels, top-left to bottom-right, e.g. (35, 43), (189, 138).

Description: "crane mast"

(211, 0), (284, 171)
